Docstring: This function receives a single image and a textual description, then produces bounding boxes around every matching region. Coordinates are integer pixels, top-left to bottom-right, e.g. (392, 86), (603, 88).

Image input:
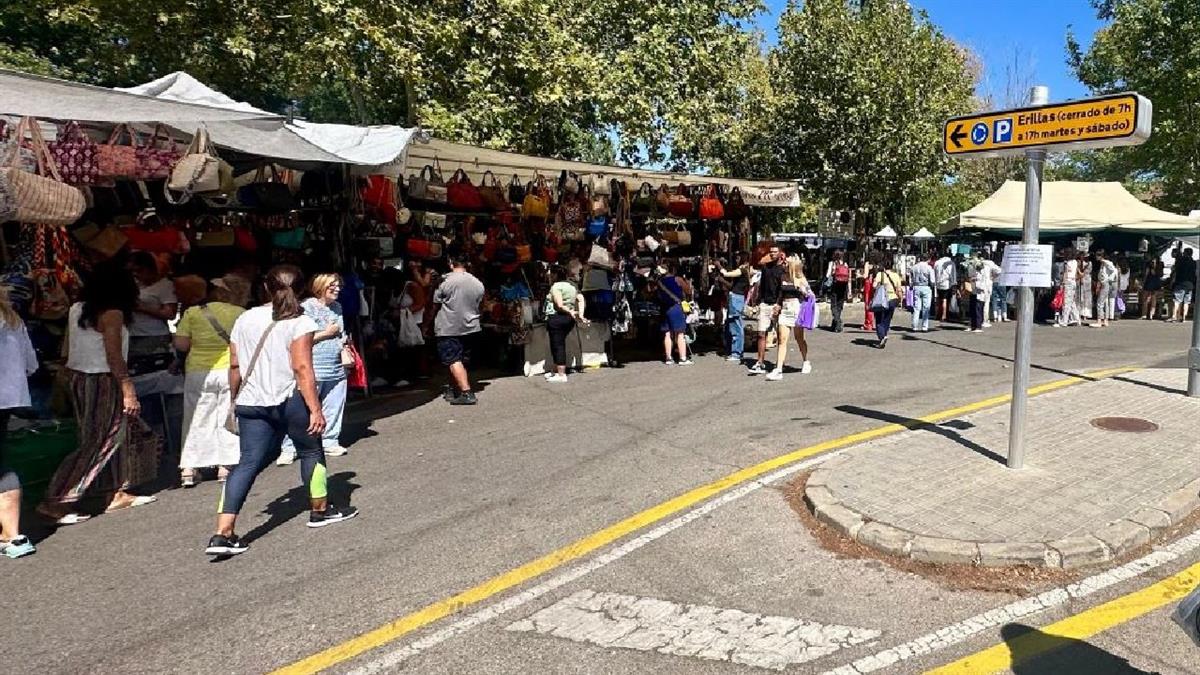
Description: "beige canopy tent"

(945, 180), (1200, 236)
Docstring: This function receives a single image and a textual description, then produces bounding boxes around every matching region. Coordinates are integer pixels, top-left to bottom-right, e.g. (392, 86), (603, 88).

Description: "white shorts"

(779, 298), (801, 327)
(757, 304), (775, 332)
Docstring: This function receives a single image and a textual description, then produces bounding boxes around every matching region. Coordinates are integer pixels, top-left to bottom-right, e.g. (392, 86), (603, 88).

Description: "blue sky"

(759, 0), (1107, 103)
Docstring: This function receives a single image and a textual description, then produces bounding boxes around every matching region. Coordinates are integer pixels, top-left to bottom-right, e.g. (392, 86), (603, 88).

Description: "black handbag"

(508, 174), (525, 206)
(238, 165), (295, 212)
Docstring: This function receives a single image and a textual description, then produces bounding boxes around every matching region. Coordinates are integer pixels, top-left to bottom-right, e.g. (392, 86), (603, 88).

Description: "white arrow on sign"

(508, 590), (880, 671)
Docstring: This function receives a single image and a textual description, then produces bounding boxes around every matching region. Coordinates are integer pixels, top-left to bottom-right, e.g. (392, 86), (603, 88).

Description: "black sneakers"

(308, 505), (360, 528)
(205, 533), (249, 556)
(449, 391), (478, 405)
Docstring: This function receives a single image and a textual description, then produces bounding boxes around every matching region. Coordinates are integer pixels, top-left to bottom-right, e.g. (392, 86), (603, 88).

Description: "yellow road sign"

(944, 93), (1151, 157)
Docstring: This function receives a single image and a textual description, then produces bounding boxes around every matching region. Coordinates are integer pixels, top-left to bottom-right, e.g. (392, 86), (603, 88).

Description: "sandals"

(36, 507), (92, 526)
(104, 495), (158, 513)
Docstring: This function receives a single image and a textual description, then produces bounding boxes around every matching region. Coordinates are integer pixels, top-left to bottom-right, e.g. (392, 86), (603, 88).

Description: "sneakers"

(982, 322), (993, 328)
(442, 385), (457, 402)
(308, 505), (359, 529)
(1, 535), (35, 559)
(324, 445), (348, 457)
(747, 362), (768, 375)
(449, 391), (478, 405)
(800, 361), (812, 374)
(677, 359), (695, 366)
(725, 355), (743, 363)
(205, 533), (249, 556)
(546, 374), (569, 383)
(663, 359), (676, 366)
(276, 452), (296, 466)
(765, 369), (784, 382)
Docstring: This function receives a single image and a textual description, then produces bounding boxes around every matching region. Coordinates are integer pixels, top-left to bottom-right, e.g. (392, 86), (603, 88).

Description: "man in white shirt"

(934, 250), (957, 322)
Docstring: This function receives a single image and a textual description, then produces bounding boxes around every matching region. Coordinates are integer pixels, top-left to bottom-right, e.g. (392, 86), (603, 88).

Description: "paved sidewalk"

(805, 368), (1200, 568)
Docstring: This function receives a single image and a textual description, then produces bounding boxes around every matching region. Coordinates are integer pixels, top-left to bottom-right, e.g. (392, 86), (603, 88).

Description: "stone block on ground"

(855, 522), (913, 557)
(804, 485), (837, 511)
(1126, 508), (1171, 534)
(910, 536), (979, 565)
(1156, 488), (1200, 525)
(977, 542), (1052, 567)
(814, 503), (864, 538)
(1094, 520), (1151, 556)
(1048, 536), (1111, 569)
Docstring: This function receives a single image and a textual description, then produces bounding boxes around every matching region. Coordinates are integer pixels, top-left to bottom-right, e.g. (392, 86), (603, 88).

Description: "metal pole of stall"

(1007, 85), (1050, 470)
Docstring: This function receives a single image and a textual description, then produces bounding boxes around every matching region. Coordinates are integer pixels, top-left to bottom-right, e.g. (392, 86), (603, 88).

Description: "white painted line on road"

(820, 529), (1200, 674)
(345, 453), (839, 674)
(508, 589), (880, 671)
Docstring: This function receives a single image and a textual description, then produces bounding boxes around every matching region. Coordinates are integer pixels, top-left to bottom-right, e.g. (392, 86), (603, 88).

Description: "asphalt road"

(7, 309), (1198, 674)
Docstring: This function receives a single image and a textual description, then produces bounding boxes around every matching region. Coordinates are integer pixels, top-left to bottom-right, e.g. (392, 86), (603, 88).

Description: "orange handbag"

(699, 184), (725, 220)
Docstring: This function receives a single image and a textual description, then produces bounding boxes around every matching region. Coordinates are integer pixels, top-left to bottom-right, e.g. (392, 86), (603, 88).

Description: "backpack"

(833, 262), (850, 283)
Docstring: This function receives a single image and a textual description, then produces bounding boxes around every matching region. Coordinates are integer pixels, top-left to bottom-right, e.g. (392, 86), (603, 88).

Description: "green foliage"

(1068, 0), (1200, 212)
(767, 0), (976, 223)
(1, 0), (765, 167)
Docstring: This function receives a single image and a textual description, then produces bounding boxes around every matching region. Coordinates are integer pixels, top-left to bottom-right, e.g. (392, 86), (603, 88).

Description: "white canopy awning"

(909, 227), (936, 239)
(2, 69), (802, 205)
(947, 181), (1200, 236)
(873, 225), (898, 238)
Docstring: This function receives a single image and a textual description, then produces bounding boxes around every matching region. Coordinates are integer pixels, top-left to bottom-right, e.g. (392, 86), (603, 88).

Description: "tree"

(1068, 0), (1200, 213)
(767, 0), (976, 231)
(1, 0), (766, 168)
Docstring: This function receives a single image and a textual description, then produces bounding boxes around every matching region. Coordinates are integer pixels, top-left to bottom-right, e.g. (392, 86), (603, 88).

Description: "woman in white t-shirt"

(206, 265), (358, 557)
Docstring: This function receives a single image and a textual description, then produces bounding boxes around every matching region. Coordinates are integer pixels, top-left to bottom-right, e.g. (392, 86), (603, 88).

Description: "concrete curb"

(804, 468), (1200, 570)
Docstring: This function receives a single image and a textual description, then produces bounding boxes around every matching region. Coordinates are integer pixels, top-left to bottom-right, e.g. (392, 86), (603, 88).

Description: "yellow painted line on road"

(274, 366), (1136, 674)
(926, 559), (1200, 675)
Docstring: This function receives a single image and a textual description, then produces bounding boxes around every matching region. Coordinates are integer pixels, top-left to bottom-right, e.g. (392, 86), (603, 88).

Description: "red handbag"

(1050, 286), (1065, 311)
(699, 184), (725, 220)
(447, 169), (485, 211)
(96, 124), (139, 180)
(667, 184), (694, 218)
(345, 342), (368, 389)
(48, 121), (100, 186)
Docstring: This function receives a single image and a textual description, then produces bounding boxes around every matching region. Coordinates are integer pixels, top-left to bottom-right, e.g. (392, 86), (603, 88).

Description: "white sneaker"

(677, 359), (695, 366)
(748, 363), (767, 375)
(982, 322), (993, 328)
(324, 445), (348, 457)
(543, 371), (556, 379)
(663, 359), (676, 366)
(369, 377), (389, 388)
(276, 452), (296, 466)
(393, 379), (411, 387)
(765, 369), (784, 382)
(725, 355), (742, 362)
(547, 374), (569, 383)
(800, 361), (812, 374)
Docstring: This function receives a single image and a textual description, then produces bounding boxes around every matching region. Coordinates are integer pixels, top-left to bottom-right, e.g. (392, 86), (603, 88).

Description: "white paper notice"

(1000, 244), (1054, 288)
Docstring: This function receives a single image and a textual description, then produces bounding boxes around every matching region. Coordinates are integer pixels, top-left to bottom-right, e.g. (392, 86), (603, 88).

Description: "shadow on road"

(239, 471), (361, 545)
(899, 333), (1101, 381)
(1111, 374), (1186, 397)
(834, 404), (1006, 465)
(1000, 623), (1160, 674)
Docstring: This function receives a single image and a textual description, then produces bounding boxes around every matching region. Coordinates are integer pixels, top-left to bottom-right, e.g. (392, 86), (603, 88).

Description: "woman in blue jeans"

(206, 265), (358, 556)
(278, 273), (349, 465)
(717, 253), (751, 362)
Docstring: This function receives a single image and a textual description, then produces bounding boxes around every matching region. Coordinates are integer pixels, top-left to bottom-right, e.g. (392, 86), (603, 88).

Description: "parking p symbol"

(994, 118), (1013, 144)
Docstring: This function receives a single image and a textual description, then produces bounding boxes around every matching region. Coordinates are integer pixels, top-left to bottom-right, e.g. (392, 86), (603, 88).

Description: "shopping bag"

(797, 294), (817, 330)
(397, 308), (425, 347)
(1115, 294), (1126, 315)
(1050, 286), (1065, 311)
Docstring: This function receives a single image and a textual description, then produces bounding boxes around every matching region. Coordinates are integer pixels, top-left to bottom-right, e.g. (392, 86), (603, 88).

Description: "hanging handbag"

(48, 121), (100, 186)
(96, 123), (140, 180)
(590, 190), (610, 217)
(238, 164), (295, 212)
(166, 127), (234, 203)
(655, 184), (672, 214)
(408, 164), (447, 202)
(559, 195), (586, 241)
(725, 186), (750, 222)
(0, 117), (87, 226)
(226, 321), (279, 435)
(667, 184), (694, 218)
(72, 222), (129, 258)
(271, 226), (308, 250)
(447, 168), (485, 211)
(507, 174), (525, 206)
(630, 182), (654, 215)
(523, 176), (550, 220)
(134, 124), (182, 180)
(560, 170), (580, 195)
(586, 215), (608, 240)
(0, 170), (16, 223)
(191, 214), (236, 247)
(699, 184), (725, 220)
(124, 210), (188, 253)
(587, 243), (614, 270)
(588, 173), (611, 196)
(478, 171), (508, 211)
(0, 119), (36, 174)
(663, 223), (692, 246)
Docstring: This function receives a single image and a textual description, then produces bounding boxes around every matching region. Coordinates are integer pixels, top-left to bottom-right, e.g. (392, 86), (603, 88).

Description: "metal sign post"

(1190, 254), (1200, 397)
(1006, 87), (1050, 469)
